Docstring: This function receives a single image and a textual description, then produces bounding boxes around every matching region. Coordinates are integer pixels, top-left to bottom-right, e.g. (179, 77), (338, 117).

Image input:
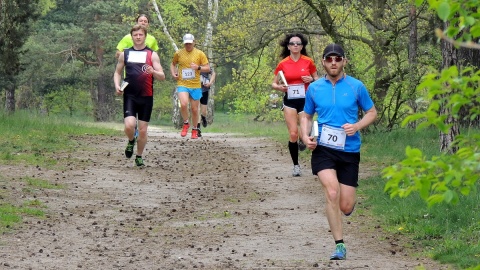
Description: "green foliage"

(384, 0), (480, 210)
(0, 0), (41, 92)
(384, 66), (480, 208)
(362, 173), (480, 269)
(43, 86), (92, 116)
(404, 67), (480, 132)
(425, 0), (480, 42)
(361, 127), (480, 269)
(383, 142), (479, 207)
(38, 0), (56, 16)
(219, 54), (285, 121)
(384, 66), (480, 206)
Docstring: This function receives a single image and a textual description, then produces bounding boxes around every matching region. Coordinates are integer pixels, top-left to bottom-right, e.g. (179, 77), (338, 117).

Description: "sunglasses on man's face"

(288, 42), (303, 46)
(324, 56), (344, 63)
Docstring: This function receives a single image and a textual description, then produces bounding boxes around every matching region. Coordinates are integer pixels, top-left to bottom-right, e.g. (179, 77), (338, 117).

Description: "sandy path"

(0, 127), (447, 269)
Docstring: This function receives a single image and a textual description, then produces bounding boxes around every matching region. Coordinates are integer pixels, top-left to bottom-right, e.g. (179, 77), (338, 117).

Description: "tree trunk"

(152, 0), (181, 128)
(171, 88), (182, 129)
(407, 5), (418, 129)
(93, 38), (115, 122)
(204, 0), (218, 125)
(372, 51), (389, 103)
(457, 44), (480, 127)
(95, 71), (115, 121)
(440, 21), (460, 153)
(5, 82), (15, 114)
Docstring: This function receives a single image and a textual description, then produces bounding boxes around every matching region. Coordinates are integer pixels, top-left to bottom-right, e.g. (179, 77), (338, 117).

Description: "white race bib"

(319, 124), (346, 150)
(127, 51), (147, 63)
(182, 68), (195, 80)
(287, 84), (305, 99)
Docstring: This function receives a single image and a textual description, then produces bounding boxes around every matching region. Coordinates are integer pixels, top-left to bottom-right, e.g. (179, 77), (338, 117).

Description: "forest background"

(0, 0), (479, 269)
(1, 0), (479, 129)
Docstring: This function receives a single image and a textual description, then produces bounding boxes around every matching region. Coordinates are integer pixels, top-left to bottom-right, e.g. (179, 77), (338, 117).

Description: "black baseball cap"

(322, 43), (345, 58)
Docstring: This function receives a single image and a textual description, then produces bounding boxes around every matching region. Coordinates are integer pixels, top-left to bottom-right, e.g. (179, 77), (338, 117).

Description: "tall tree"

(202, 0), (218, 125)
(40, 0), (126, 121)
(0, 0), (40, 113)
(439, 20), (460, 153)
(76, 0), (124, 121)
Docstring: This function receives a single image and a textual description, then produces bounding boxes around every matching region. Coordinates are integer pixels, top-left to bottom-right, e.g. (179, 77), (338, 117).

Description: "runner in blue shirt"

(300, 44), (377, 261)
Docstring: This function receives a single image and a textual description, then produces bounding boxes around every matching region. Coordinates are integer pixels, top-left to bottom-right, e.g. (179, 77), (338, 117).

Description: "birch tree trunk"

(151, 0), (182, 128)
(203, 0), (219, 125)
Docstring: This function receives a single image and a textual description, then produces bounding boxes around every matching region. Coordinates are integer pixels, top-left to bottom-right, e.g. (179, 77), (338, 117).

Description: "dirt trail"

(0, 127), (448, 269)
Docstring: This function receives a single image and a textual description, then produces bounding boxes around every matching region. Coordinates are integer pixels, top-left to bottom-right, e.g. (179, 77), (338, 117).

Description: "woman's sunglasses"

(288, 42), (303, 46)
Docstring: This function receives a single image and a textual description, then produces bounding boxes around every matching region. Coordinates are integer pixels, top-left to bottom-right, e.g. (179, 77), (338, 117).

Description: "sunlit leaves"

(383, 143), (479, 207)
(403, 66), (480, 133)
(386, 0), (480, 208)
(423, 0), (480, 43)
(436, 1), (451, 21)
(38, 0), (56, 16)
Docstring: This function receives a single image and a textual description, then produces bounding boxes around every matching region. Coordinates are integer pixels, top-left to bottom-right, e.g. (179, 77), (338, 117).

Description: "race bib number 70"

(319, 125), (346, 150)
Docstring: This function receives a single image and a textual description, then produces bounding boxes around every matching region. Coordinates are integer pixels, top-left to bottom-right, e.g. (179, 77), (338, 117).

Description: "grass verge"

(0, 111), (118, 233)
(360, 128), (479, 270)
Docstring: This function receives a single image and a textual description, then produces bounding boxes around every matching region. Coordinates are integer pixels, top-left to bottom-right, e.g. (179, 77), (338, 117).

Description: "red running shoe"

(191, 128), (199, 139)
(181, 123), (190, 137)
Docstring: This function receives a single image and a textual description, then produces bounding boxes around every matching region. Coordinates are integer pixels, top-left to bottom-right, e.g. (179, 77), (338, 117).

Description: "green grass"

(24, 176), (64, 190)
(359, 128), (480, 270)
(361, 127), (439, 165)
(188, 112), (287, 141)
(1, 111), (479, 269)
(0, 203), (45, 233)
(0, 111), (118, 233)
(0, 111), (120, 167)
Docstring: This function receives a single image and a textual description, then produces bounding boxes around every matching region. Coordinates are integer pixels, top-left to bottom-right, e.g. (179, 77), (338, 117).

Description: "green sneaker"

(125, 139), (135, 159)
(330, 243), (347, 260)
(135, 156), (145, 167)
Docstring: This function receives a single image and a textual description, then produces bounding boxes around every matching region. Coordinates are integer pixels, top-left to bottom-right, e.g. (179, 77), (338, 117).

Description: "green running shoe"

(135, 156), (145, 167)
(330, 243), (346, 260)
(125, 139), (135, 159)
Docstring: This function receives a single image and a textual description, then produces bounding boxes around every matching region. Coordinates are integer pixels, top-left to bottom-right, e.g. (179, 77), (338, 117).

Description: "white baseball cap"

(183, 33), (194, 44)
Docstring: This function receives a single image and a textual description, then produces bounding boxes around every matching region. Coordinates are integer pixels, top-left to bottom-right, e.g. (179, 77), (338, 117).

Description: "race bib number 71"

(287, 84), (305, 99)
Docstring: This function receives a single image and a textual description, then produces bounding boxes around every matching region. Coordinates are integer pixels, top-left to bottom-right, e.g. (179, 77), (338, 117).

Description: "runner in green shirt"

(115, 14), (159, 59)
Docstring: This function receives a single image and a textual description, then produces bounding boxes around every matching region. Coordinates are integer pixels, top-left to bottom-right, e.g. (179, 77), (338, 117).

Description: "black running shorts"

(123, 95), (154, 122)
(200, 90), (209, 105)
(282, 95), (305, 113)
(311, 145), (360, 187)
